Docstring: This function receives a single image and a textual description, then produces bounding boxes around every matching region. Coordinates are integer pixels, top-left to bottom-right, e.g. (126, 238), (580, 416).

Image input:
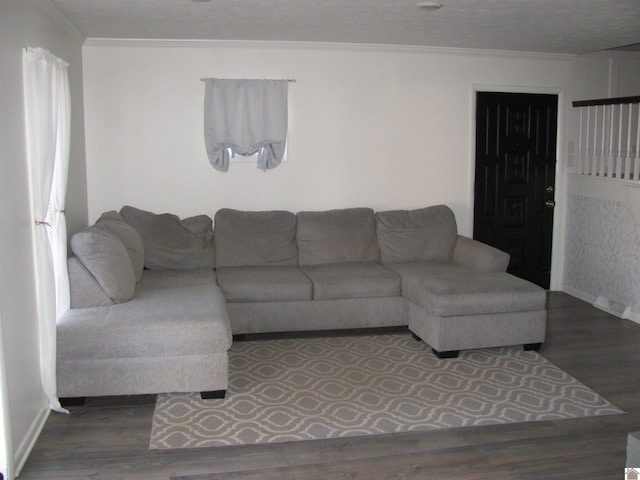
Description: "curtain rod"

(200, 78), (296, 82)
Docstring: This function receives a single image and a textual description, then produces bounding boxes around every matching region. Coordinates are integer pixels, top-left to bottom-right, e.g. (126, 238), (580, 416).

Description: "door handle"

(545, 200), (555, 208)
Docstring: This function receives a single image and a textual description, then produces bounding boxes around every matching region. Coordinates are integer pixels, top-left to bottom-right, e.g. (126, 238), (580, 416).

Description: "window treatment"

(23, 47), (70, 414)
(203, 79), (288, 172)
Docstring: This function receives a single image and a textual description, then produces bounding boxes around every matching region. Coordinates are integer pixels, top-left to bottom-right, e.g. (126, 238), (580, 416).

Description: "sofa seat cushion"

(386, 262), (545, 316)
(296, 208), (380, 266)
(216, 266), (312, 302)
(58, 284), (232, 361)
(214, 209), (298, 267)
(301, 262), (402, 300)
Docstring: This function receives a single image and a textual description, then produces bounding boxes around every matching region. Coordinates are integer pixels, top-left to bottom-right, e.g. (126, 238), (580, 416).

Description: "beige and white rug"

(150, 333), (623, 450)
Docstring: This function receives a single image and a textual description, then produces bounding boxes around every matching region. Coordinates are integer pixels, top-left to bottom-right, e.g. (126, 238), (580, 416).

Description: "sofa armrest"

(452, 235), (510, 272)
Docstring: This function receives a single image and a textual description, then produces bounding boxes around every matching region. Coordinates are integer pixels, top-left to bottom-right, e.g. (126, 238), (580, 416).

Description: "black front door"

(474, 92), (558, 289)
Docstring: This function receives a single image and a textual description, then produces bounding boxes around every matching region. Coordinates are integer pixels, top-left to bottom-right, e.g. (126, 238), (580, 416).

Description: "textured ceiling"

(47, 0), (640, 55)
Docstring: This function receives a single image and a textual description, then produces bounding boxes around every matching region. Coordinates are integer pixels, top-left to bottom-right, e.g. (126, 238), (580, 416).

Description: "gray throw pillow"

(214, 209), (298, 267)
(375, 205), (458, 264)
(70, 226), (137, 303)
(120, 206), (215, 270)
(95, 210), (145, 281)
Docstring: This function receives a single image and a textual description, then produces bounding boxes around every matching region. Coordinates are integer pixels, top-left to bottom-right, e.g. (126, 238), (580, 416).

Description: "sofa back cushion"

(296, 208), (380, 266)
(70, 226), (137, 303)
(120, 206), (214, 270)
(214, 209), (298, 267)
(95, 211), (145, 281)
(375, 205), (458, 263)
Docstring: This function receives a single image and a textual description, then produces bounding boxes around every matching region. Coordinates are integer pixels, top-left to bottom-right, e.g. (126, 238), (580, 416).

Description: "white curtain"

(22, 47), (70, 413)
(0, 308), (14, 480)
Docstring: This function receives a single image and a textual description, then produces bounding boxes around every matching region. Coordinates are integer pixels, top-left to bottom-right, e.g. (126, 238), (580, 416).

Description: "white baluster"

(599, 104), (607, 176)
(592, 105), (598, 175)
(635, 103), (640, 180)
(577, 108), (584, 174)
(573, 99), (640, 181)
(618, 104), (633, 180)
(611, 104), (619, 178)
(627, 104), (634, 179)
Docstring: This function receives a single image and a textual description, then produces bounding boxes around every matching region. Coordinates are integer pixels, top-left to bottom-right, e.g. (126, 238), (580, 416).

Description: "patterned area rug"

(150, 334), (623, 450)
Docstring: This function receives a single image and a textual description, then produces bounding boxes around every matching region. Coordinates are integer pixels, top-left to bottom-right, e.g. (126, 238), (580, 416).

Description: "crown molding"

(82, 37), (576, 61)
(35, 0), (86, 44)
(580, 48), (640, 60)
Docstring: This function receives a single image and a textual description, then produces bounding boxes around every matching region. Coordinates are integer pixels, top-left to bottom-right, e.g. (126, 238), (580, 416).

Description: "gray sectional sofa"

(57, 204), (546, 401)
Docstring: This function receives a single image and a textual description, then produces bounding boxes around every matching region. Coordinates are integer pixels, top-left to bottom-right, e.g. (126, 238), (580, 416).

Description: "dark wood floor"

(19, 292), (640, 479)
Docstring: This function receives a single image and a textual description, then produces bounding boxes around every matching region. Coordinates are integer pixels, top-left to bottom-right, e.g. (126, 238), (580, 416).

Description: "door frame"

(470, 84), (566, 291)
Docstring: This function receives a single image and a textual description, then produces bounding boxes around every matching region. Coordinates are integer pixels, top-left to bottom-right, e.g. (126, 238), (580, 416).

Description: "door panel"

(474, 92), (557, 289)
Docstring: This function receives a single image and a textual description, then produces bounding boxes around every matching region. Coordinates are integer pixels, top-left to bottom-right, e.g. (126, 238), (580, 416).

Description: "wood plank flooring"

(19, 292), (640, 479)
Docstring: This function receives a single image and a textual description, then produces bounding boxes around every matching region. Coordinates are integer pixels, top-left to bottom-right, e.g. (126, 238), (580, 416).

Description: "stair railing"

(572, 96), (640, 180)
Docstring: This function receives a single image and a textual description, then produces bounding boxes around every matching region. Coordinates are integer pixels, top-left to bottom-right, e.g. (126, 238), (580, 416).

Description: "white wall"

(615, 55), (640, 98)
(83, 42), (573, 239)
(0, 1), (86, 477)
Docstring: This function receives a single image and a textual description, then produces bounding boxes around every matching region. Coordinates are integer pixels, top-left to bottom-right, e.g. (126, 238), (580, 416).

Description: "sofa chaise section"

(375, 206), (547, 358)
(58, 209), (232, 400)
(387, 261), (546, 357)
(58, 271), (231, 397)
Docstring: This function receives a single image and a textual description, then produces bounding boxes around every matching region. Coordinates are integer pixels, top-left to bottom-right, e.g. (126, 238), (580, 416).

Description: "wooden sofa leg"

(201, 390), (226, 400)
(432, 348), (459, 359)
(524, 343), (542, 351)
(60, 397), (86, 407)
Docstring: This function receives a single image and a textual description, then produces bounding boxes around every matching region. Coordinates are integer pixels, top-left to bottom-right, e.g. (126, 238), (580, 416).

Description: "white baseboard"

(559, 285), (596, 304)
(13, 399), (49, 477)
(559, 286), (640, 325)
(623, 307), (640, 325)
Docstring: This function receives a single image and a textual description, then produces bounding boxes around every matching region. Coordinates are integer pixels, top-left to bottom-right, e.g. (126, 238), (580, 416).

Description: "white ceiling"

(47, 0), (640, 55)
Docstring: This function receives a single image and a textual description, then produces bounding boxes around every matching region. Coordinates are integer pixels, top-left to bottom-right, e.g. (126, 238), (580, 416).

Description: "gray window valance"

(203, 79), (288, 172)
